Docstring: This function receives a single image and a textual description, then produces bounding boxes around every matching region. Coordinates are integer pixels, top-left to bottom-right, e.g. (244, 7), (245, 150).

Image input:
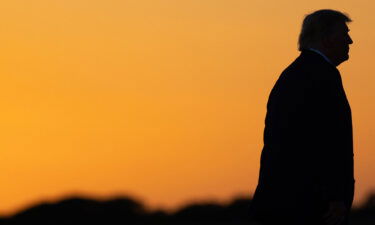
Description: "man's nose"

(348, 35), (353, 44)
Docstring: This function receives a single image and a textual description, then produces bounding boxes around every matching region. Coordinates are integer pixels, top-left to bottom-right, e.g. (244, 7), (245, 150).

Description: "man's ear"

(321, 35), (334, 49)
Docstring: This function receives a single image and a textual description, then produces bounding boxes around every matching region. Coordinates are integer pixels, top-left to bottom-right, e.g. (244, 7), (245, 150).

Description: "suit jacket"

(250, 50), (355, 224)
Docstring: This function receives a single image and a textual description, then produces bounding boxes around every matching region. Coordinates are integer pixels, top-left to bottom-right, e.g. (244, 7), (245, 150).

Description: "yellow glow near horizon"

(0, 0), (374, 216)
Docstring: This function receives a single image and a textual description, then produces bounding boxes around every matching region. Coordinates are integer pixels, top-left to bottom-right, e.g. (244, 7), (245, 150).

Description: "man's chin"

(336, 55), (349, 66)
(342, 54), (350, 62)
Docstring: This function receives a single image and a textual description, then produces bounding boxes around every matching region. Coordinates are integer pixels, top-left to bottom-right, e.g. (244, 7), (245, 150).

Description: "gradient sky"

(0, 0), (374, 216)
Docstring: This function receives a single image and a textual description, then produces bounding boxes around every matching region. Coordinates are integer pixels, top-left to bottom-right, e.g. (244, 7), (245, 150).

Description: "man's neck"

(308, 48), (336, 67)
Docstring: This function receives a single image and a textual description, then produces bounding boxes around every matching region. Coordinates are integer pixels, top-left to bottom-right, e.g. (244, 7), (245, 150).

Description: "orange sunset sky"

(0, 0), (374, 216)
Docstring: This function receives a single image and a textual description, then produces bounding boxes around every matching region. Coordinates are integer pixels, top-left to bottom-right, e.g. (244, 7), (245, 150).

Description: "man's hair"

(298, 9), (352, 51)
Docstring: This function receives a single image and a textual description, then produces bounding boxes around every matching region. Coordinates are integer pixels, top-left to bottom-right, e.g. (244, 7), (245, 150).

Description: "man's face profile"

(325, 22), (353, 66)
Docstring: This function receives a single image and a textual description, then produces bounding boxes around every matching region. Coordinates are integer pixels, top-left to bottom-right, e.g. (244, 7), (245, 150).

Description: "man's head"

(298, 9), (353, 66)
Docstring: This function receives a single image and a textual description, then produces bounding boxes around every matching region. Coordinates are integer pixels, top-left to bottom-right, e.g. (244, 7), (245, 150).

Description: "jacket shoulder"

(277, 51), (339, 90)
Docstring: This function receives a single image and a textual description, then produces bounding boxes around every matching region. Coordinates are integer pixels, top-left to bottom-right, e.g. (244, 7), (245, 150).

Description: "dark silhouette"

(0, 196), (152, 225)
(250, 9), (355, 225)
(0, 194), (375, 225)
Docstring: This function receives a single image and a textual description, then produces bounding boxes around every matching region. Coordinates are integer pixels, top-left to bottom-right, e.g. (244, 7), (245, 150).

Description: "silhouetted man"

(250, 9), (355, 225)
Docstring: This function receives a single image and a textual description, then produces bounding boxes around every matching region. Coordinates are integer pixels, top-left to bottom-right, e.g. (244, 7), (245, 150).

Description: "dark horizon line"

(1, 191), (375, 219)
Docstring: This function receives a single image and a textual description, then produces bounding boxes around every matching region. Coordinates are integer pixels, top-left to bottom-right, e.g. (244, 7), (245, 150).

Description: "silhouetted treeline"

(0, 194), (374, 225)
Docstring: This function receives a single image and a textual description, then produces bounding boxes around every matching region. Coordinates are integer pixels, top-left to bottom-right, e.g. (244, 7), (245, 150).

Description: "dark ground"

(0, 194), (374, 225)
